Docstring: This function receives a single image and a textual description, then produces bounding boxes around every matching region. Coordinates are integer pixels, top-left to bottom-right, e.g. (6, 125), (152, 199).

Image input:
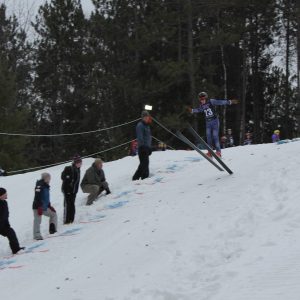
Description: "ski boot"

(206, 151), (212, 158)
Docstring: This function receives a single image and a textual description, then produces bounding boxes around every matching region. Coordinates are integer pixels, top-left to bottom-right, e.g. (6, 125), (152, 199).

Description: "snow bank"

(0, 142), (300, 300)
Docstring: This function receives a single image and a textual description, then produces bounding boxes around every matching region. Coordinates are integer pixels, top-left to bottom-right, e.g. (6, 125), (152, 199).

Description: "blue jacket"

(192, 99), (231, 121)
(32, 179), (51, 211)
(136, 121), (152, 148)
(272, 134), (280, 143)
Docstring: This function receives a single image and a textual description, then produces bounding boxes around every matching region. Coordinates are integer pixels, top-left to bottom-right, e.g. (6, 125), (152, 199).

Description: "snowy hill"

(1, 142), (300, 300)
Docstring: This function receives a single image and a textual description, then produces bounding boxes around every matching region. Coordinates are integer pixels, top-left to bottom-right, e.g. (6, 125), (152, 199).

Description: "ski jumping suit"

(192, 99), (232, 152)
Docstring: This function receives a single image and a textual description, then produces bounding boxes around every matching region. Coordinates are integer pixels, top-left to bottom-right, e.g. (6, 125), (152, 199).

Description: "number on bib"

(204, 108), (213, 118)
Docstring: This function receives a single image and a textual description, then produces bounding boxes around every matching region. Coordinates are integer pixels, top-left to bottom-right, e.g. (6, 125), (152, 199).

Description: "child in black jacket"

(61, 155), (82, 224)
(0, 188), (24, 254)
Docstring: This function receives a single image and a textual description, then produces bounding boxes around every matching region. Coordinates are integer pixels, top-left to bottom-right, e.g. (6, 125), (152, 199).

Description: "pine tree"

(32, 0), (97, 163)
(0, 4), (30, 171)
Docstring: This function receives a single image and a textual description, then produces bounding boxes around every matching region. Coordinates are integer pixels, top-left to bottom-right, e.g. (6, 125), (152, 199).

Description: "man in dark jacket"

(0, 188), (24, 254)
(81, 159), (111, 206)
(132, 110), (152, 181)
(32, 173), (57, 240)
(61, 155), (82, 224)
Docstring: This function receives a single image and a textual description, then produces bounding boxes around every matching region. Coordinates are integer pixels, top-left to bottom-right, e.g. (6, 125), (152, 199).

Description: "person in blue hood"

(32, 173), (57, 240)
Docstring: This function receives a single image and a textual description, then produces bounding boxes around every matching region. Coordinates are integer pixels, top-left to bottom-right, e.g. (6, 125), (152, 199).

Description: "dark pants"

(64, 193), (76, 224)
(133, 149), (150, 180)
(206, 118), (221, 152)
(0, 226), (20, 254)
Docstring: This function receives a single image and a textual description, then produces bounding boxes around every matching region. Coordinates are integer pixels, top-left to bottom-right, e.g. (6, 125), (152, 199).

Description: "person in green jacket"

(81, 159), (111, 205)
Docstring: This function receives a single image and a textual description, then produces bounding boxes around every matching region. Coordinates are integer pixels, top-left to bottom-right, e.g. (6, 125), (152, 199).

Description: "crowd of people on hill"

(0, 156), (112, 253)
(0, 110), (153, 254)
(0, 101), (282, 254)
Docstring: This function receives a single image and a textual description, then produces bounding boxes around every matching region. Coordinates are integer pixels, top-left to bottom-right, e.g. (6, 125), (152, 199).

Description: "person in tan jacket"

(81, 159), (111, 205)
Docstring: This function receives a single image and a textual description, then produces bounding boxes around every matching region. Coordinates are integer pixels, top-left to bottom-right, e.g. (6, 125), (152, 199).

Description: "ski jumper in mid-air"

(190, 92), (238, 157)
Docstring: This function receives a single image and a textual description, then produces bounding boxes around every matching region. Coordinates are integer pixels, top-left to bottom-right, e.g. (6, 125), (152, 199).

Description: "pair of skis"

(176, 124), (233, 175)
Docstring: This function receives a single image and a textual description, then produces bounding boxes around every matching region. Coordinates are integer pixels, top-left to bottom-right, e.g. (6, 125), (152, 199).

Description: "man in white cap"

(0, 188), (25, 254)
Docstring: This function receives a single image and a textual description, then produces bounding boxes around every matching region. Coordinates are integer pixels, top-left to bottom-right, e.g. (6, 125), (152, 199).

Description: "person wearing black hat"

(132, 111), (152, 180)
(61, 155), (82, 224)
(0, 188), (25, 254)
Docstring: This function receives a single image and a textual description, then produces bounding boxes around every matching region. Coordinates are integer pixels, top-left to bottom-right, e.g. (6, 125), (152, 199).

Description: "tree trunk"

(177, 0), (182, 62)
(298, 2), (300, 97)
(297, 0), (300, 136)
(285, 0), (291, 138)
(217, 12), (228, 135)
(239, 39), (247, 145)
(220, 45), (228, 135)
(177, 0), (182, 104)
(252, 14), (261, 143)
(186, 0), (197, 131)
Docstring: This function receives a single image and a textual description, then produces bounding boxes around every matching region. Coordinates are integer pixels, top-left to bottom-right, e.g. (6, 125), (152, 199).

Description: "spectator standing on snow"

(132, 110), (152, 181)
(0, 188), (25, 254)
(32, 173), (57, 240)
(226, 128), (235, 147)
(189, 92), (238, 157)
(61, 155), (82, 224)
(220, 135), (227, 149)
(0, 167), (7, 176)
(129, 140), (138, 156)
(272, 130), (280, 143)
(157, 142), (167, 151)
(244, 132), (253, 145)
(81, 158), (111, 206)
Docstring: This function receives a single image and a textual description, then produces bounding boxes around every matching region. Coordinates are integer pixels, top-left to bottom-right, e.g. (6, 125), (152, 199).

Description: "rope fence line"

(152, 136), (175, 150)
(7, 139), (135, 175)
(0, 118), (140, 137)
(5, 117), (178, 175)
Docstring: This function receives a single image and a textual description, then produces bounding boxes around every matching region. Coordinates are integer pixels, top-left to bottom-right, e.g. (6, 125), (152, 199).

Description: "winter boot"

(13, 247), (25, 255)
(49, 223), (57, 235)
(216, 151), (222, 158)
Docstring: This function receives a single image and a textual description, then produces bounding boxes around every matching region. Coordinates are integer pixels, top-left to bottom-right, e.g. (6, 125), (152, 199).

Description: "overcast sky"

(2, 0), (94, 15)
(1, 0), (94, 37)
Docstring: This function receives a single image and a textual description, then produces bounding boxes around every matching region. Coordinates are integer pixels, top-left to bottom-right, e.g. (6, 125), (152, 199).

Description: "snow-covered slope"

(0, 142), (300, 300)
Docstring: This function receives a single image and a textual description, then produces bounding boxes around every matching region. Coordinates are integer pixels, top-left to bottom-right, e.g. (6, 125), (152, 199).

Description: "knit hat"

(73, 155), (82, 164)
(141, 110), (150, 118)
(94, 158), (103, 165)
(0, 188), (7, 196)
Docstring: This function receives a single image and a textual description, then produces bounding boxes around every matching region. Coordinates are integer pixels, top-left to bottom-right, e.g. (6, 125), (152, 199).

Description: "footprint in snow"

(106, 200), (129, 209)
